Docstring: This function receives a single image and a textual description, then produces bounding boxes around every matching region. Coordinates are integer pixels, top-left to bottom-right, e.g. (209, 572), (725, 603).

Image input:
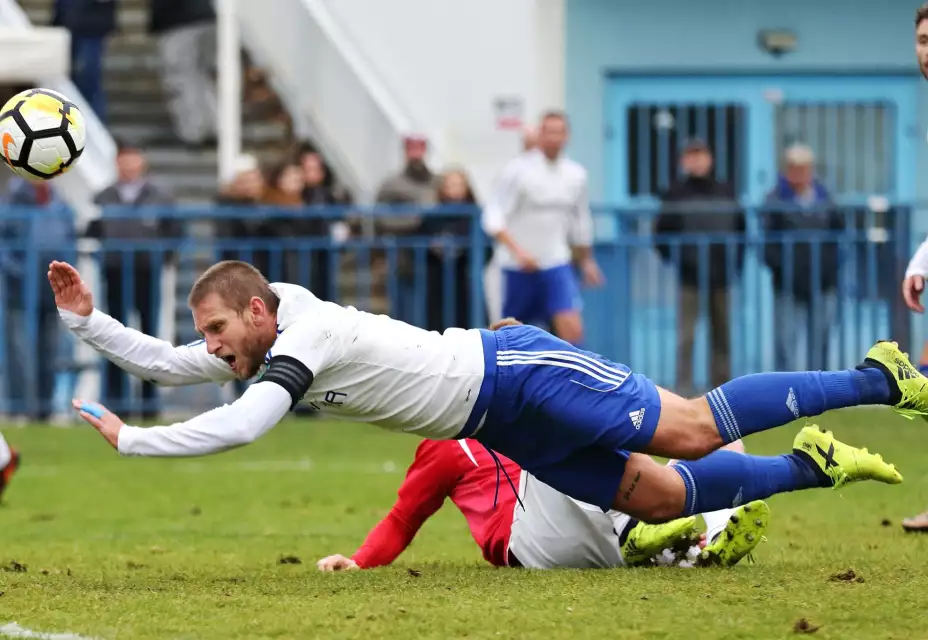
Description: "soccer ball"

(0, 88), (86, 180)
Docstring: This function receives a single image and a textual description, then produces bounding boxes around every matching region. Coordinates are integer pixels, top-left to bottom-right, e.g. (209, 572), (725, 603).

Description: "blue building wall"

(565, 0), (927, 203)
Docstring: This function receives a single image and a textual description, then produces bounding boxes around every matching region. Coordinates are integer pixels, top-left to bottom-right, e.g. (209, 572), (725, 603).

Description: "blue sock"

(919, 364), (928, 377)
(706, 368), (890, 444)
(672, 450), (828, 517)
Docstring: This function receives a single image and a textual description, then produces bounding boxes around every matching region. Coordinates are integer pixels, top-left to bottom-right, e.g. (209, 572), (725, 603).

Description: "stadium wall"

(317, 0), (565, 199)
(566, 0), (926, 202)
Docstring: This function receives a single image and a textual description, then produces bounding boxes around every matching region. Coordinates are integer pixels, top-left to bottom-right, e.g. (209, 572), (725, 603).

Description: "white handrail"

(231, 0), (443, 202)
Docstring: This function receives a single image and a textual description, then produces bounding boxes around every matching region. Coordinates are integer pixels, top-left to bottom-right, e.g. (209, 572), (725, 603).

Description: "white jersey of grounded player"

(481, 148), (594, 270)
(59, 283), (489, 457)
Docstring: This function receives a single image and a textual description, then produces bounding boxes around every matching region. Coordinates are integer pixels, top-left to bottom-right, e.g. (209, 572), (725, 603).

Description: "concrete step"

(106, 100), (282, 127)
(109, 121), (290, 146)
(144, 146), (282, 170)
(104, 54), (162, 72)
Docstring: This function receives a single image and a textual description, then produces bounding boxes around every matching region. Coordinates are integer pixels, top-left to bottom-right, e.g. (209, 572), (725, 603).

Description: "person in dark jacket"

(88, 142), (180, 418)
(149, 0), (217, 147)
(763, 144), (840, 372)
(655, 140), (743, 394)
(52, 0), (116, 122)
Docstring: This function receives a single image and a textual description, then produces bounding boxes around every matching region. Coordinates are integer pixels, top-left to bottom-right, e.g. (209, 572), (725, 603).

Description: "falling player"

(316, 437), (770, 572)
(898, 2), (928, 533)
(481, 111), (603, 345)
(50, 258), (909, 533)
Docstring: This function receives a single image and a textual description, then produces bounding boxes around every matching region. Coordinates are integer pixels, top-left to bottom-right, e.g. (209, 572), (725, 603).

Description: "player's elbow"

(481, 211), (505, 237)
(225, 422), (262, 448)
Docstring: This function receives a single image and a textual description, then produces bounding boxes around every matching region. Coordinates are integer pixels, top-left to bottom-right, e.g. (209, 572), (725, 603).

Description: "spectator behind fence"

(52, 0), (116, 122)
(214, 153), (265, 262)
(2, 179), (74, 420)
(655, 140), (742, 394)
(376, 134), (440, 322)
(260, 161), (306, 283)
(149, 0), (217, 148)
(88, 142), (180, 419)
(420, 168), (483, 332)
(300, 149), (352, 301)
(763, 144), (840, 372)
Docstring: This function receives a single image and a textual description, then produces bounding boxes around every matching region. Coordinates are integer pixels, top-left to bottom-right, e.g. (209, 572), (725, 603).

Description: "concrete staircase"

(18, 0), (295, 203)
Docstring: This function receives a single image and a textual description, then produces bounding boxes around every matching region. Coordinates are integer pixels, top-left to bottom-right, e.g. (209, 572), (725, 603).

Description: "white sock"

(0, 433), (10, 469)
(702, 508), (735, 543)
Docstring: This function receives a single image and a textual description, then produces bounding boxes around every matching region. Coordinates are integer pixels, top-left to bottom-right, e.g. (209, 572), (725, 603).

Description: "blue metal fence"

(0, 203), (914, 418)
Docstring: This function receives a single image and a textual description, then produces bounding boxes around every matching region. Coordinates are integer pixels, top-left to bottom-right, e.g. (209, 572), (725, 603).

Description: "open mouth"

(221, 355), (237, 369)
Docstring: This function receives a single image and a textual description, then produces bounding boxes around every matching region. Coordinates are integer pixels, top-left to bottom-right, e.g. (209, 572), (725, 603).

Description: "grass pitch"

(2, 409), (928, 639)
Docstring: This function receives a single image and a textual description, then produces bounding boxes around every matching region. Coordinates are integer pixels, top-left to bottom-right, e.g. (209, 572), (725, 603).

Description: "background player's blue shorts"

(468, 324), (662, 510)
(502, 264), (581, 323)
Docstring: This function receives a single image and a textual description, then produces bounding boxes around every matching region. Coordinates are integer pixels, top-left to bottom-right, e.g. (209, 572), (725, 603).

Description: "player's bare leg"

(550, 309), (583, 346)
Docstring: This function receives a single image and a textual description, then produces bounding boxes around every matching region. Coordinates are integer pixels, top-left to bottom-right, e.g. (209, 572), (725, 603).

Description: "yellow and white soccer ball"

(0, 88), (86, 180)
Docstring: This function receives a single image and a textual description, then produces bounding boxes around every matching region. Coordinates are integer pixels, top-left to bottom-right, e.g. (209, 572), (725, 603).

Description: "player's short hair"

(917, 2), (928, 27)
(188, 260), (280, 314)
(539, 110), (569, 129)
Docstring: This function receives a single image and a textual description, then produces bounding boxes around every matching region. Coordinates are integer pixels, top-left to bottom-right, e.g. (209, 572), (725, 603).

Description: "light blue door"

(601, 74), (919, 388)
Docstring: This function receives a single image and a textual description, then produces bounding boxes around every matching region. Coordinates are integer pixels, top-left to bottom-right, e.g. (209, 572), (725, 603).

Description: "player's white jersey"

(60, 283), (487, 446)
(508, 470), (629, 569)
(481, 149), (593, 270)
(265, 283), (486, 438)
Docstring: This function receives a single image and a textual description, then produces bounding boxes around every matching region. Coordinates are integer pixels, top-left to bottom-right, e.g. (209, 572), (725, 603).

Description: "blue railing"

(0, 202), (914, 418)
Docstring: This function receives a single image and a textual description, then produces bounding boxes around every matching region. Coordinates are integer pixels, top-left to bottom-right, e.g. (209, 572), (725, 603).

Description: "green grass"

(2, 410), (928, 639)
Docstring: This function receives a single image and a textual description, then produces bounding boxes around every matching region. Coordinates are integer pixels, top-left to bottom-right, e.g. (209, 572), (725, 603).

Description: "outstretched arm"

(49, 261), (235, 386)
(319, 442), (463, 570)
(75, 380), (293, 456)
(73, 313), (341, 457)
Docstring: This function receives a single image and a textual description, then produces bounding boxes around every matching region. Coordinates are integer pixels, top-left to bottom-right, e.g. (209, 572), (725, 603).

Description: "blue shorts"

(460, 325), (662, 510)
(502, 264), (581, 324)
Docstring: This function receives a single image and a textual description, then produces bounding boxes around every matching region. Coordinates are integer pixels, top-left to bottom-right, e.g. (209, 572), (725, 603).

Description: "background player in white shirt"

(481, 111), (603, 345)
(483, 126), (538, 325)
(50, 259), (906, 532)
(897, 3), (928, 532)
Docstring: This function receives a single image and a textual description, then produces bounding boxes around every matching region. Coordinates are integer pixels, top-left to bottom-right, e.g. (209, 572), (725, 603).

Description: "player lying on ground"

(50, 259), (907, 528)
(316, 437), (771, 572)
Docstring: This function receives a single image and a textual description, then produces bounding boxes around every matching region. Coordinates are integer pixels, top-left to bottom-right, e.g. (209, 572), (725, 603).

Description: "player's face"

(192, 293), (274, 380)
(917, 20), (928, 79)
(539, 117), (568, 159)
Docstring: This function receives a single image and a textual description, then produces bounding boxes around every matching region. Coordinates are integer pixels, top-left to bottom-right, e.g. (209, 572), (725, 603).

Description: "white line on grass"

(0, 622), (100, 640)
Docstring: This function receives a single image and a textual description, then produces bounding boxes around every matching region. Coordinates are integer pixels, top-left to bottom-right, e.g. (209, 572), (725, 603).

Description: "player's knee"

(671, 399), (722, 460)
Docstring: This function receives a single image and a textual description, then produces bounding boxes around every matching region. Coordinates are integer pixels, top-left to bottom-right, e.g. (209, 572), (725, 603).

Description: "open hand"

(316, 554), (360, 572)
(48, 260), (94, 317)
(72, 399), (123, 449)
(903, 275), (925, 313)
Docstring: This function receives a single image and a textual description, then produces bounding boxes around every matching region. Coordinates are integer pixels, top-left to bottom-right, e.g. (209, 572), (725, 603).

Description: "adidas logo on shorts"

(629, 408), (645, 430)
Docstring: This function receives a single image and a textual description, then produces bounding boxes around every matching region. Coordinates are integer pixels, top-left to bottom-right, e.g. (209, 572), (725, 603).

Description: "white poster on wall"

(493, 96), (524, 130)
